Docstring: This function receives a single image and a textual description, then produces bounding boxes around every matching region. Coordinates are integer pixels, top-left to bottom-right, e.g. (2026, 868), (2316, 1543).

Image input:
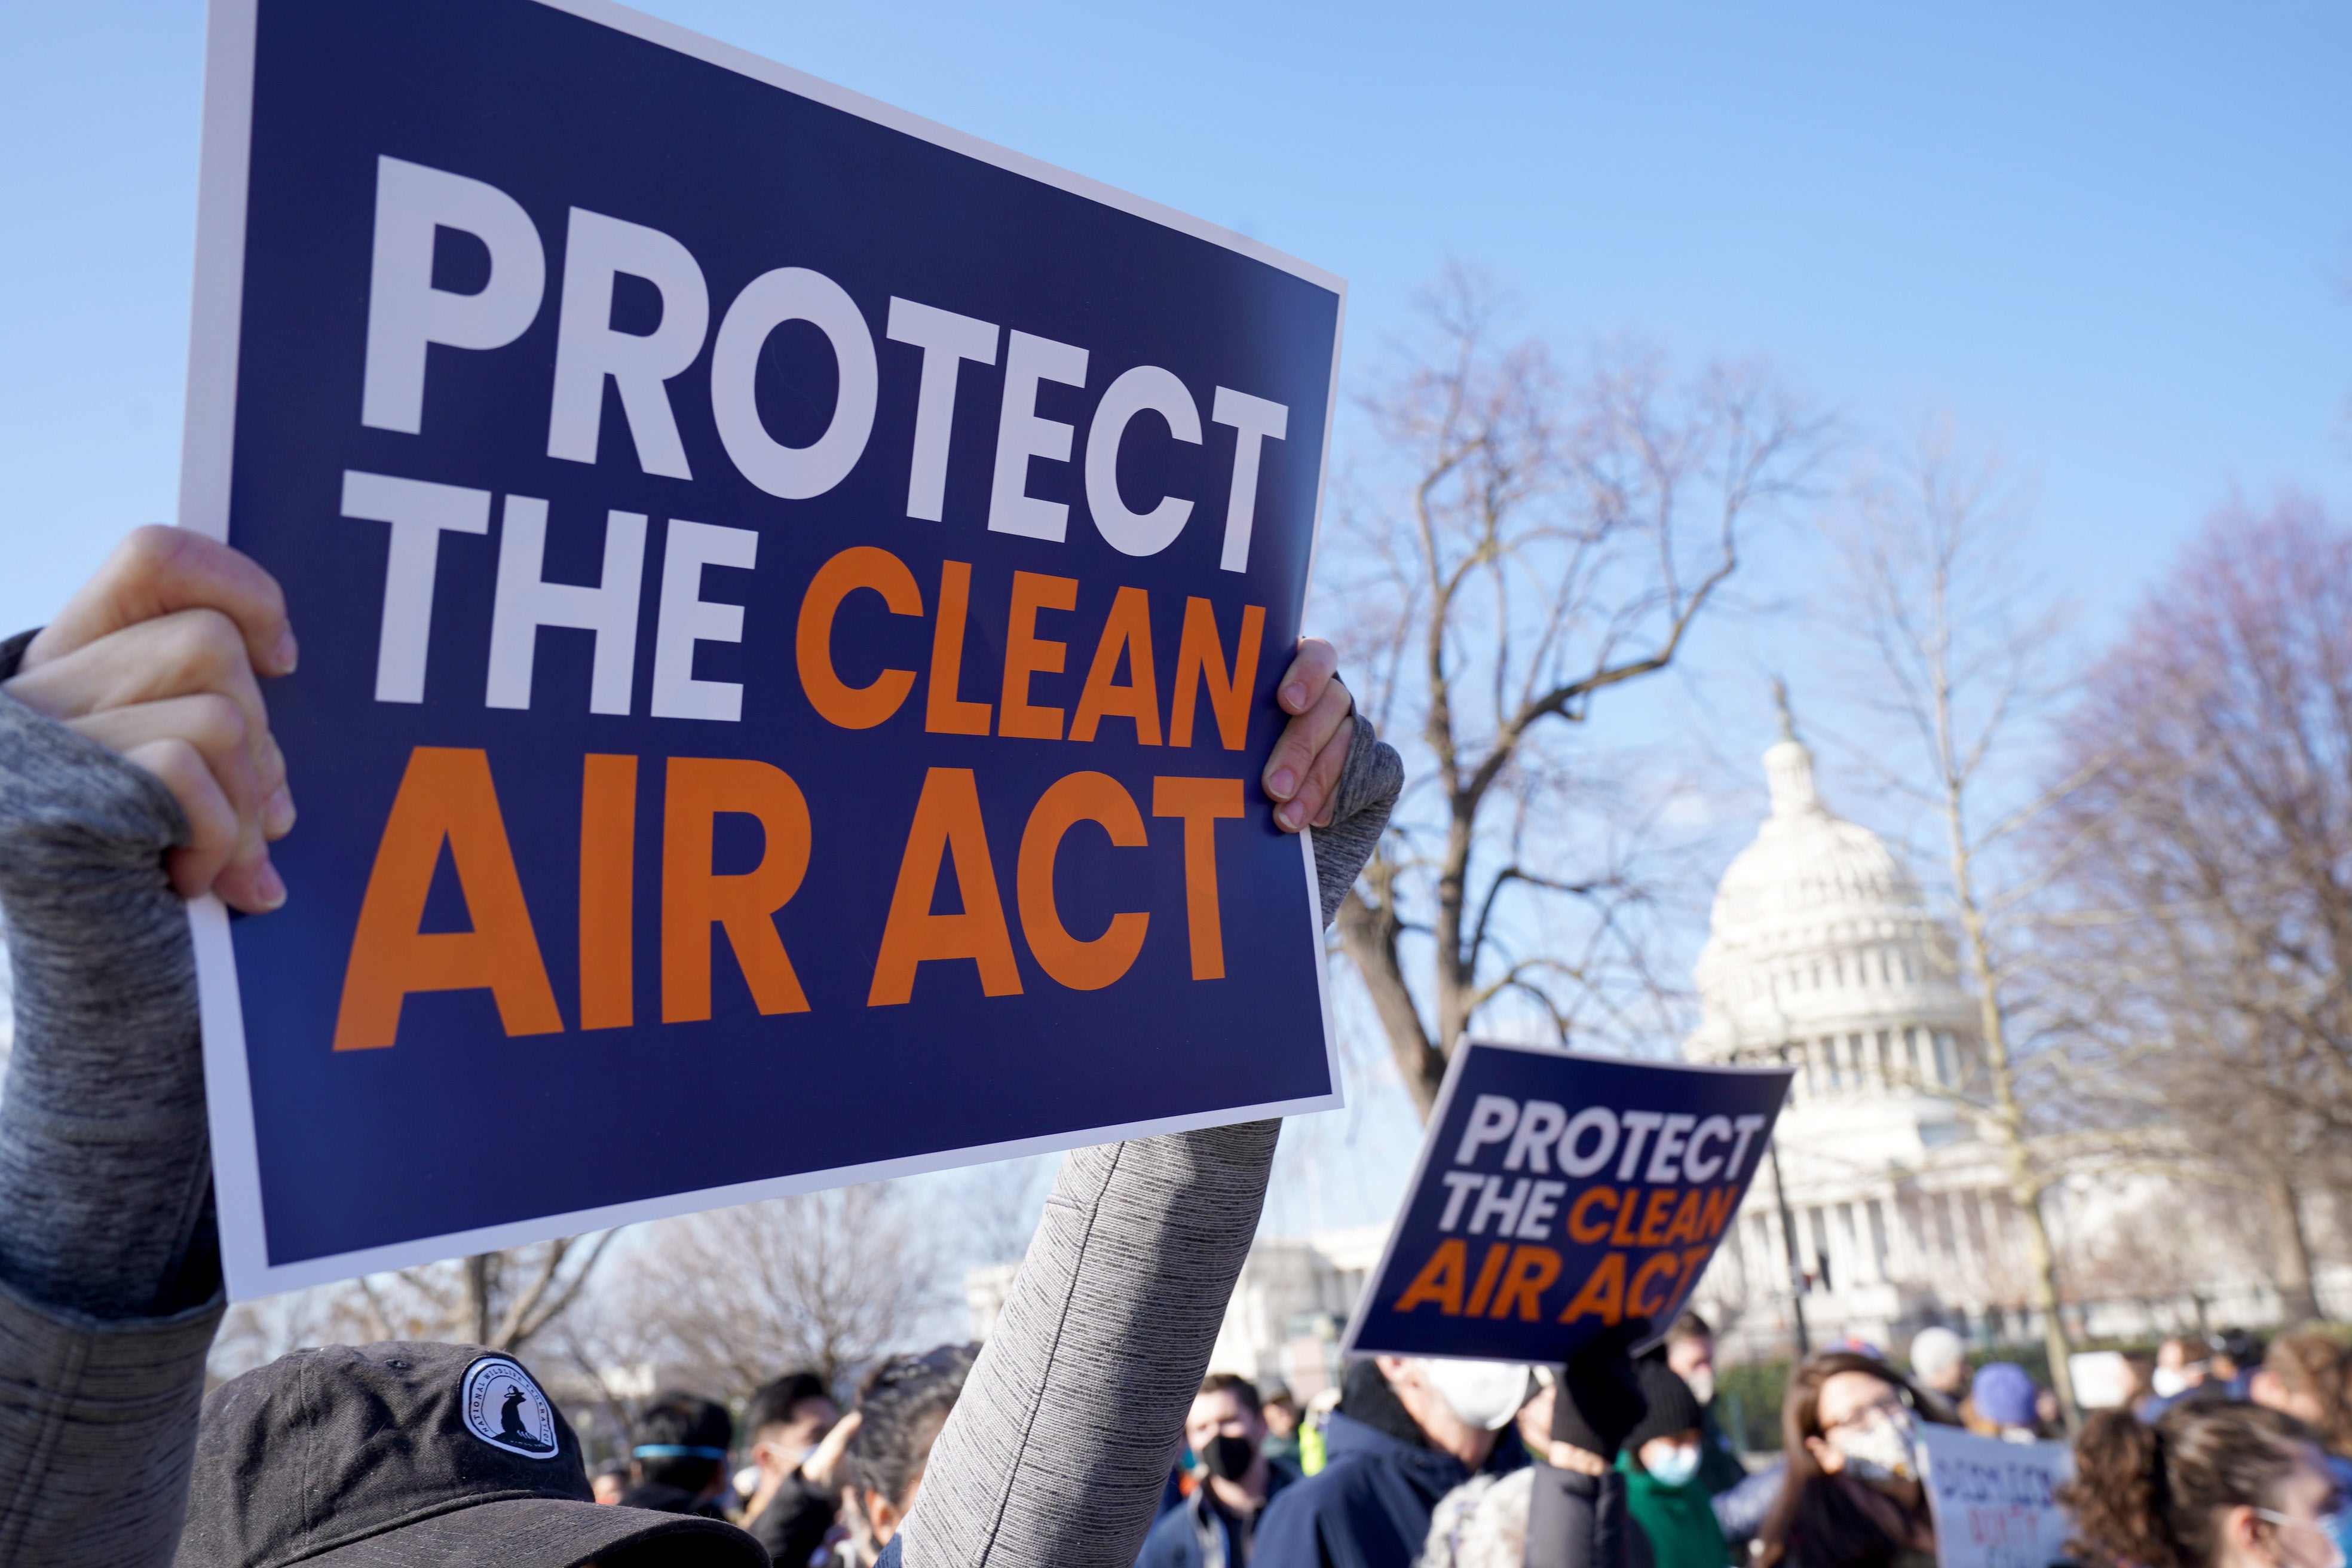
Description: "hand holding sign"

(1263, 637), (1350, 832)
(5, 528), (297, 912)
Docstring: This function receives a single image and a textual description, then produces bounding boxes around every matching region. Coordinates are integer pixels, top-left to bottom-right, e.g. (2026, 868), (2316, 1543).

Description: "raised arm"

(0, 528), (295, 1565)
(900, 642), (1402, 1568)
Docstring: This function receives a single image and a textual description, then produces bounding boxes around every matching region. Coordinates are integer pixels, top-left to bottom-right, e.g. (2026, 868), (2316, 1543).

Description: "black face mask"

(1201, 1432), (1256, 1481)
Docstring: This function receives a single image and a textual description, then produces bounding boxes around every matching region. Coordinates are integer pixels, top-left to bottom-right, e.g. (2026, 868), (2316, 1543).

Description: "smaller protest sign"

(1915, 1423), (2077, 1568)
(1342, 1040), (1793, 1364)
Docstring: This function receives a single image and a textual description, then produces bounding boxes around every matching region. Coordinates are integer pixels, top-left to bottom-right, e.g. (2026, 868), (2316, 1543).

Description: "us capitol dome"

(1682, 707), (2031, 1358)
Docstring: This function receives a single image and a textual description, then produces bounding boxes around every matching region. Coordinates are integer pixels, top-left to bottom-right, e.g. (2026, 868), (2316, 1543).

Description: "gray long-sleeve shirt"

(903, 714), (1402, 1568)
(0, 630), (226, 1567)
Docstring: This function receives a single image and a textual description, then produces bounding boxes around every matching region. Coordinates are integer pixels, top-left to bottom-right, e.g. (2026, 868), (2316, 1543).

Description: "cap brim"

(291, 1498), (770, 1568)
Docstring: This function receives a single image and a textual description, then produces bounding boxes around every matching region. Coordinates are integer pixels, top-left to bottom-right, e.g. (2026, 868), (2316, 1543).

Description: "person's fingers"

(118, 736), (285, 911)
(7, 607), (295, 838)
(1301, 719), (1357, 830)
(71, 693), (282, 909)
(1264, 678), (1354, 831)
(1275, 638), (1339, 716)
(22, 525), (296, 679)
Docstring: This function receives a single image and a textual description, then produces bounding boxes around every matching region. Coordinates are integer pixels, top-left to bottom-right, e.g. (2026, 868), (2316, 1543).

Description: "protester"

(1438, 1320), (1658, 1568)
(0, 529), (296, 1563)
(176, 1340), (764, 1564)
(1906, 1328), (1967, 1422)
(1664, 1313), (1747, 1499)
(2249, 1332), (2352, 1561)
(593, 1459), (629, 1505)
(1251, 1356), (1530, 1567)
(1138, 1373), (1298, 1568)
(2143, 1336), (2230, 1422)
(842, 1343), (978, 1566)
(1755, 1350), (1950, 1568)
(742, 1370), (849, 1568)
(0, 522), (1401, 1568)
(2217, 1331), (2270, 1401)
(1966, 1363), (2042, 1442)
(1618, 1359), (1729, 1568)
(2063, 1400), (2341, 1568)
(622, 1391), (736, 1517)
(1263, 1383), (1305, 1474)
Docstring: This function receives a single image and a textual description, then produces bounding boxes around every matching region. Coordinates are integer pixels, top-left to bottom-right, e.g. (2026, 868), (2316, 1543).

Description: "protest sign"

(1915, 1424), (2077, 1568)
(178, 0), (1345, 1297)
(1341, 1041), (1793, 1363)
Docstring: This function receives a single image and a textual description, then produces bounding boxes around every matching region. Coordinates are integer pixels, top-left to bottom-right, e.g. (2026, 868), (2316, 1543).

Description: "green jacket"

(1619, 1453), (1731, 1568)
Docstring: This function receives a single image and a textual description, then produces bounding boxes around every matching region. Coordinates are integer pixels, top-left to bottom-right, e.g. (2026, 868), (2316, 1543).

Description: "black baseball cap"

(174, 1341), (769, 1568)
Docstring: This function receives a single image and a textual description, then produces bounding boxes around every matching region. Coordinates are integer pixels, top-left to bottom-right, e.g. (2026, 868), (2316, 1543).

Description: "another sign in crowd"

(4, 1), (2351, 1567)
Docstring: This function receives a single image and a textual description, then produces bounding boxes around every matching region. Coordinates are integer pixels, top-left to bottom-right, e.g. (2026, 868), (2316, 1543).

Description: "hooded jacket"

(1252, 1410), (1526, 1568)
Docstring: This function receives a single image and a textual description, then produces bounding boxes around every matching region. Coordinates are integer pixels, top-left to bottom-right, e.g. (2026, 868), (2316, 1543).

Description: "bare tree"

(206, 1236), (617, 1386)
(338, 1236), (621, 1353)
(1331, 267), (1829, 1114)
(1821, 418), (2091, 1425)
(2045, 494), (2352, 1323)
(614, 1184), (939, 1396)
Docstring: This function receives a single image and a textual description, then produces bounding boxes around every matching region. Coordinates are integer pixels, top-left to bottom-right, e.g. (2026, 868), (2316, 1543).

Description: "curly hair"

(2062, 1401), (2319, 1568)
(843, 1343), (978, 1513)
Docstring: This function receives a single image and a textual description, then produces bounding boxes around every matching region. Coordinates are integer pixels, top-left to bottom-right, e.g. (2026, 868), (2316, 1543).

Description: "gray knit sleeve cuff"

(1312, 713), (1404, 926)
(0, 1270), (223, 1565)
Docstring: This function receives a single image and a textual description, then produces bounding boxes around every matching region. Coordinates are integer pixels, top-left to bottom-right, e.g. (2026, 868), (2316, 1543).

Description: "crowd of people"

(3, 528), (2351, 1568)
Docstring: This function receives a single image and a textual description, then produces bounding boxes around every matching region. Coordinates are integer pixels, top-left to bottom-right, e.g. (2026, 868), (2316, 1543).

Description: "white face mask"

(1684, 1367), (1716, 1408)
(1832, 1406), (1919, 1482)
(1420, 1359), (1533, 1432)
(1646, 1443), (1704, 1487)
(2151, 1367), (2194, 1399)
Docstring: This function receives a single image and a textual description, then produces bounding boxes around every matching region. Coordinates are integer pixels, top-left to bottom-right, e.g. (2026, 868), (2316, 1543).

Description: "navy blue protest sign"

(1342, 1042), (1793, 1364)
(178, 0), (1345, 1296)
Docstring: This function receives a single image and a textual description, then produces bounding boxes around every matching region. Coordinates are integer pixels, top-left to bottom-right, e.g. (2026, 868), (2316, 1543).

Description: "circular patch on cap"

(461, 1355), (561, 1459)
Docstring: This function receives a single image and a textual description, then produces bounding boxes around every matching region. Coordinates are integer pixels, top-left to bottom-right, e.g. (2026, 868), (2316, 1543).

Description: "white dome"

(1685, 737), (1971, 1059)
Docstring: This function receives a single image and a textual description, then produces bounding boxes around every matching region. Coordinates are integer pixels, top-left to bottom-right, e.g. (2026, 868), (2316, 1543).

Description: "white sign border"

(1337, 1037), (1797, 1364)
(179, 0), (1349, 1300)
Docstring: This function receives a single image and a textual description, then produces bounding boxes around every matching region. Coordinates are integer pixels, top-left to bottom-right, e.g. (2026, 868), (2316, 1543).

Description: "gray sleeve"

(1313, 713), (1404, 927)
(0, 629), (226, 1564)
(900, 1121), (1279, 1568)
(899, 713), (1402, 1568)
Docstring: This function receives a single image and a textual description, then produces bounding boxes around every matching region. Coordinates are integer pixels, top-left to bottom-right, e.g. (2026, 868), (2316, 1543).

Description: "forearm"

(0, 630), (219, 1317)
(898, 712), (1399, 1568)
(0, 629), (226, 1564)
(904, 1121), (1278, 1567)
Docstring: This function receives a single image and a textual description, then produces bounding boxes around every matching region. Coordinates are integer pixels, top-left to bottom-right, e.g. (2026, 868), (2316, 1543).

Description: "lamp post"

(1769, 1132), (1811, 1358)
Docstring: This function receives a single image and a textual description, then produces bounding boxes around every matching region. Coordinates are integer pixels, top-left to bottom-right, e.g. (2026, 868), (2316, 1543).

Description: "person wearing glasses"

(2065, 1401), (2345, 1568)
(1754, 1351), (1955, 1568)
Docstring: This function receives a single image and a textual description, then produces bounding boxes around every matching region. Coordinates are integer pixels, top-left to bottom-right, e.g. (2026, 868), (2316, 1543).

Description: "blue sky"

(5, 1), (2348, 1239)
(5, 1), (2345, 642)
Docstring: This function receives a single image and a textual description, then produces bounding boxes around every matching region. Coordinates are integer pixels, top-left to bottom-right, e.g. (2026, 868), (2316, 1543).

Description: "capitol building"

(972, 721), (2342, 1394)
(1682, 719), (2339, 1360)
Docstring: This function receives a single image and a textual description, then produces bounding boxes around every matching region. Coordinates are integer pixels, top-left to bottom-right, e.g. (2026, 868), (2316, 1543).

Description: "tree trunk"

(2011, 1170), (2078, 1432)
(2259, 1171), (2321, 1324)
(465, 1254), (494, 1346)
(1337, 883), (1448, 1117)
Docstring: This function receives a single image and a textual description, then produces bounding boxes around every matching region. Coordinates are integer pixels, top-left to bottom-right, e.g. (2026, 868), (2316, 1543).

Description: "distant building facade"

(967, 726), (2348, 1378)
(1684, 724), (2347, 1359)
